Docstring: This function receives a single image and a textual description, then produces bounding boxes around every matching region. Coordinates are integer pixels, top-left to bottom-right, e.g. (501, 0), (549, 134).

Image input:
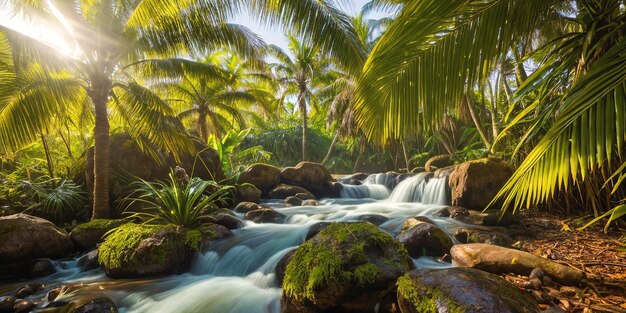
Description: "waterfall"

(388, 172), (448, 205)
(339, 183), (390, 200)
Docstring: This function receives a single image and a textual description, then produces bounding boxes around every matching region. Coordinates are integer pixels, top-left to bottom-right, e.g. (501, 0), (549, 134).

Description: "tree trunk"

(198, 110), (209, 143)
(401, 141), (410, 173)
(465, 95), (492, 153)
(39, 131), (54, 178)
(91, 83), (111, 220)
(353, 135), (366, 173)
(299, 88), (308, 162)
(322, 132), (340, 165)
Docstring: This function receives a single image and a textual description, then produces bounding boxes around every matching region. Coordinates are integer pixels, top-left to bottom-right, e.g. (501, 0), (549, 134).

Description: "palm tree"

(1, 0), (366, 220)
(271, 36), (330, 161)
(353, 0), (626, 222)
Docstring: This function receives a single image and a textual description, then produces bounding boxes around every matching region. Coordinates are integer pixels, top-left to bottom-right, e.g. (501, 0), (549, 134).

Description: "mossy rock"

(396, 217), (453, 257)
(70, 219), (126, 251)
(397, 267), (539, 313)
(98, 223), (214, 278)
(281, 222), (413, 312)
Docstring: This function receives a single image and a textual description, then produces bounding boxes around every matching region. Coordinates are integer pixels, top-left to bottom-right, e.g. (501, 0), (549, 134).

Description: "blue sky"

(232, 0), (376, 52)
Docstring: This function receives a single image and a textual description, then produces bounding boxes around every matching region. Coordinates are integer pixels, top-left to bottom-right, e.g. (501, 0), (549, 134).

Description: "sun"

(0, 4), (80, 59)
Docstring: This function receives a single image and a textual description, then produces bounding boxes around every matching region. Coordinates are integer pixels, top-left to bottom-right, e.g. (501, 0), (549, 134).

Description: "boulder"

(482, 209), (516, 227)
(301, 200), (319, 206)
(451, 244), (585, 285)
(16, 283), (44, 298)
(396, 217), (453, 257)
(77, 250), (99, 272)
(244, 209), (286, 224)
(205, 213), (245, 230)
(295, 193), (315, 201)
(269, 184), (315, 200)
(433, 206), (470, 219)
(448, 158), (513, 210)
(233, 202), (263, 214)
(0, 296), (17, 312)
(434, 166), (455, 179)
(13, 299), (35, 312)
(275, 249), (296, 286)
(0, 214), (74, 264)
(281, 222), (413, 313)
(28, 259), (56, 278)
(280, 162), (338, 198)
(357, 214), (388, 226)
(397, 267), (539, 313)
(235, 184), (262, 204)
(238, 163), (281, 195)
(284, 196), (303, 206)
(425, 155), (453, 172)
(70, 297), (118, 313)
(305, 222), (332, 241)
(98, 223), (213, 278)
(69, 219), (126, 251)
(452, 227), (514, 246)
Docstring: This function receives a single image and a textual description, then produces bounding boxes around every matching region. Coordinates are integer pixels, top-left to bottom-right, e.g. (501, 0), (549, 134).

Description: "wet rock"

(433, 206), (470, 219)
(77, 250), (99, 272)
(305, 222), (332, 240)
(295, 193), (315, 201)
(275, 249), (296, 286)
(396, 217), (453, 257)
(301, 199), (319, 206)
(13, 299), (35, 313)
(269, 184), (314, 200)
(69, 219), (125, 251)
(281, 222), (413, 313)
(233, 202), (262, 214)
(244, 209), (286, 224)
(284, 196), (303, 206)
(238, 163), (281, 195)
(425, 154), (453, 172)
(71, 297), (117, 313)
(434, 166), (455, 179)
(46, 286), (69, 302)
(206, 213), (245, 230)
(397, 267), (539, 313)
(448, 158), (513, 210)
(0, 296), (17, 313)
(482, 209), (516, 227)
(451, 244), (586, 285)
(337, 173), (369, 184)
(199, 224), (232, 242)
(16, 283), (44, 298)
(452, 227), (514, 246)
(280, 162), (338, 198)
(28, 259), (56, 278)
(411, 167), (426, 174)
(357, 214), (388, 226)
(98, 224), (211, 278)
(235, 184), (262, 204)
(0, 214), (74, 264)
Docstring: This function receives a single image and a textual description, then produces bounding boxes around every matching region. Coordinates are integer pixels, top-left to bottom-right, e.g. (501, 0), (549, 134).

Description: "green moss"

(185, 229), (203, 251)
(397, 274), (465, 313)
(74, 219), (124, 232)
(283, 222), (410, 303)
(98, 223), (160, 270)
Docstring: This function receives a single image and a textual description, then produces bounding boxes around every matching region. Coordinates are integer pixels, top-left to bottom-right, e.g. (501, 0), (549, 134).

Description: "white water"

(1, 174), (455, 313)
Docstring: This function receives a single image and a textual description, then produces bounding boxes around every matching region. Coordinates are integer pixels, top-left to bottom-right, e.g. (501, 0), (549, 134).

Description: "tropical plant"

(353, 0), (626, 227)
(208, 128), (271, 176)
(126, 172), (233, 227)
(1, 0), (366, 221)
(18, 177), (88, 224)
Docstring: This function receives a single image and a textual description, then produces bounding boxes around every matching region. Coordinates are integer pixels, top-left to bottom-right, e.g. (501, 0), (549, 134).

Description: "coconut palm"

(1, 0), (366, 220)
(353, 0), (626, 223)
(271, 36), (332, 161)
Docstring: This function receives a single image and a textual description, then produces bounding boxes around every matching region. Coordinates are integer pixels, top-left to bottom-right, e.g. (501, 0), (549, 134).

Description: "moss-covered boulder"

(0, 214), (74, 264)
(238, 163), (282, 195)
(448, 158), (512, 210)
(98, 223), (215, 278)
(70, 219), (126, 251)
(452, 227), (514, 247)
(280, 162), (339, 198)
(397, 267), (539, 313)
(281, 222), (413, 312)
(235, 184), (262, 204)
(396, 217), (453, 257)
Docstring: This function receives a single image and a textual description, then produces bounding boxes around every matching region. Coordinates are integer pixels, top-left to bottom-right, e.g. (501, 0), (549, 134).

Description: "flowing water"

(1, 173), (463, 313)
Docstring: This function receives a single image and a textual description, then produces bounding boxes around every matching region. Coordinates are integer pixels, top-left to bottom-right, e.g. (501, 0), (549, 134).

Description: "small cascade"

(363, 173), (394, 186)
(339, 183), (390, 200)
(388, 173), (448, 205)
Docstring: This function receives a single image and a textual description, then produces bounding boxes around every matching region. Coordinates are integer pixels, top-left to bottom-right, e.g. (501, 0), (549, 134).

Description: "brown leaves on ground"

(505, 212), (626, 313)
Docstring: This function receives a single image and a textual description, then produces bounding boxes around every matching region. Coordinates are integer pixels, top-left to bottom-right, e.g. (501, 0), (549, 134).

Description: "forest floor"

(504, 211), (626, 313)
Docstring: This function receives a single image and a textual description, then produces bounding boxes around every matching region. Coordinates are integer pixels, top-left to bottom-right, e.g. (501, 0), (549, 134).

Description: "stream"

(1, 173), (466, 313)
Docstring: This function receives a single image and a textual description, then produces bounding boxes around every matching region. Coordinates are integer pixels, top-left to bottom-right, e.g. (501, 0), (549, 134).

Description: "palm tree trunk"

(299, 89), (308, 161)
(401, 140), (410, 173)
(91, 85), (111, 220)
(465, 95), (492, 153)
(322, 132), (340, 165)
(39, 131), (54, 178)
(198, 110), (209, 143)
(353, 135), (366, 173)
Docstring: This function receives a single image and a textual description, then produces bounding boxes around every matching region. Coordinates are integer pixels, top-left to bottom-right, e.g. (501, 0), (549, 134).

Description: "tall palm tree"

(1, 0), (366, 220)
(353, 0), (626, 220)
(271, 36), (330, 161)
